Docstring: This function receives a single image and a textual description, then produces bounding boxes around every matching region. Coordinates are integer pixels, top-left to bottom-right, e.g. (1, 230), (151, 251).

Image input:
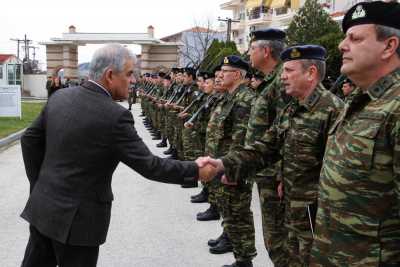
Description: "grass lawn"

(0, 102), (45, 139)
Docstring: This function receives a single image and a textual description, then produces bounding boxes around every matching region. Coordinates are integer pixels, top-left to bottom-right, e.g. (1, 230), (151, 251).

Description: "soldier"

(202, 45), (344, 266)
(249, 71), (264, 91)
(127, 77), (137, 111)
(205, 56), (256, 267)
(244, 28), (289, 267)
(309, 1), (400, 266)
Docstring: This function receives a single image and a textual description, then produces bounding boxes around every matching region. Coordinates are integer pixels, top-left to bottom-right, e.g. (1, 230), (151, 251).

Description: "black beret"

(158, 72), (166, 78)
(164, 75), (171, 80)
(171, 68), (179, 73)
(222, 55), (249, 71)
(250, 28), (286, 42)
(197, 71), (207, 78)
(150, 73), (158, 78)
(343, 1), (400, 33)
(280, 45), (327, 62)
(212, 63), (222, 73)
(176, 68), (184, 74)
(144, 73), (151, 77)
(184, 67), (196, 77)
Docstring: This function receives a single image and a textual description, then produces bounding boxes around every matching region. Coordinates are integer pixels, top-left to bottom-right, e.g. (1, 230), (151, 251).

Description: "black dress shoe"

(222, 261), (253, 267)
(156, 139), (167, 147)
(152, 135), (161, 140)
(197, 205), (220, 221)
(209, 236), (233, 254)
(181, 179), (198, 188)
(208, 231), (225, 247)
(191, 187), (208, 200)
(191, 191), (208, 203)
(163, 147), (173, 155)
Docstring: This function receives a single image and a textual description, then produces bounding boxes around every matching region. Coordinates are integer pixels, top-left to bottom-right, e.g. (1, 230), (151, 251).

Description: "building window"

(7, 64), (22, 85)
(0, 64), (3, 79)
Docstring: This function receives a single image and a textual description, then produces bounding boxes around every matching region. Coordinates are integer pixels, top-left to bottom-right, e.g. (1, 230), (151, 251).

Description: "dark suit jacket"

(20, 81), (198, 246)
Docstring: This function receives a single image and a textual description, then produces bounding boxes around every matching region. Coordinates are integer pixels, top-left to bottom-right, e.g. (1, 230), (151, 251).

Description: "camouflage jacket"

(245, 64), (291, 179)
(205, 84), (254, 159)
(222, 84), (343, 196)
(319, 68), (400, 221)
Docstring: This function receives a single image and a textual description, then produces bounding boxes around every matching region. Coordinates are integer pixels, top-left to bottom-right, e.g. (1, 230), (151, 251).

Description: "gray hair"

(375, 25), (400, 57)
(89, 43), (136, 81)
(253, 39), (286, 61)
(299, 59), (326, 82)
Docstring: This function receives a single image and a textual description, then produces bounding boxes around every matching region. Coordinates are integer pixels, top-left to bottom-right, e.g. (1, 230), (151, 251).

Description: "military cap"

(171, 68), (179, 73)
(176, 68), (184, 73)
(212, 63), (222, 73)
(158, 71), (166, 78)
(342, 1), (400, 33)
(164, 75), (171, 80)
(197, 71), (207, 78)
(150, 73), (158, 78)
(280, 45), (327, 62)
(249, 28), (286, 42)
(222, 55), (249, 71)
(184, 67), (196, 78)
(144, 73), (151, 77)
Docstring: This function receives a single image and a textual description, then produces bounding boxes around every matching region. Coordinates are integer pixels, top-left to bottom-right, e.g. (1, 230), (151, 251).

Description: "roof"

(160, 27), (219, 41)
(0, 54), (15, 63)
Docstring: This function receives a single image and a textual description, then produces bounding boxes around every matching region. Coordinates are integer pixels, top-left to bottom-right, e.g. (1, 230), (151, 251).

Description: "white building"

(220, 0), (365, 53)
(0, 54), (23, 86)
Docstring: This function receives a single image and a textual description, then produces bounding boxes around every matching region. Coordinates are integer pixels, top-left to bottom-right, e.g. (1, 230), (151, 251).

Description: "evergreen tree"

(286, 0), (344, 83)
(199, 40), (239, 72)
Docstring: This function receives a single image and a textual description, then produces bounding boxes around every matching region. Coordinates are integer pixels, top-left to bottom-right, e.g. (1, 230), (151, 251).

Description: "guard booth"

(0, 54), (23, 86)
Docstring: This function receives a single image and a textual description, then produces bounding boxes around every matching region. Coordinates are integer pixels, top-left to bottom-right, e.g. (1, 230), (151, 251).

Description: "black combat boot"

(163, 146), (174, 155)
(156, 138), (167, 148)
(209, 234), (233, 254)
(197, 204), (220, 221)
(151, 132), (161, 140)
(190, 189), (208, 203)
(139, 111), (145, 117)
(208, 231), (225, 247)
(191, 187), (208, 200)
(222, 260), (253, 267)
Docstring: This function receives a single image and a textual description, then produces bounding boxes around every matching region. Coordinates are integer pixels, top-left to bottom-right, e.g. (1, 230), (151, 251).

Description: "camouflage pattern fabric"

(311, 69), (400, 267)
(222, 84), (343, 266)
(206, 84), (257, 262)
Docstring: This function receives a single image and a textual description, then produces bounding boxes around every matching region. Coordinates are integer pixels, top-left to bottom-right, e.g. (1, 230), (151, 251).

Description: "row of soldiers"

(136, 1), (400, 266)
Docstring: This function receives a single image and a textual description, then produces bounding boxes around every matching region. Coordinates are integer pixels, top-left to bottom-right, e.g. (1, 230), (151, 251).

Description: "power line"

(218, 17), (240, 42)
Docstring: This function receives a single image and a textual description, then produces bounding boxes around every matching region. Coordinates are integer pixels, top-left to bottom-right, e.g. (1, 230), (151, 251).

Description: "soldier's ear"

(382, 36), (399, 60)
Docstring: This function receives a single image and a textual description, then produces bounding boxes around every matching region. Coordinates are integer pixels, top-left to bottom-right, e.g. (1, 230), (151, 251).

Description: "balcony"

(220, 0), (242, 10)
(247, 6), (294, 27)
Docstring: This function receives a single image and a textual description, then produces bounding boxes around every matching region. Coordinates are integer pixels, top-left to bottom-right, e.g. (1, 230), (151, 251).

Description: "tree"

(198, 41), (240, 72)
(286, 0), (344, 82)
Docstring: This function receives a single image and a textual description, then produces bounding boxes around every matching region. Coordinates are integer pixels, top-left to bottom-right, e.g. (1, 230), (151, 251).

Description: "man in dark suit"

(20, 43), (210, 267)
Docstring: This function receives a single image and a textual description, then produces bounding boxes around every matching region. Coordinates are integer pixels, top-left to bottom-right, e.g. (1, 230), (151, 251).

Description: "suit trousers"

(21, 225), (99, 267)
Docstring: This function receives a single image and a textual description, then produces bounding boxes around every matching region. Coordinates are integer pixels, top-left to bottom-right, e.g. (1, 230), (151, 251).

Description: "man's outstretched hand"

(195, 156), (226, 182)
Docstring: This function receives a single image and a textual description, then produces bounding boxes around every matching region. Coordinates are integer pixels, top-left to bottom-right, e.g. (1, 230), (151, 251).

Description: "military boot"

(208, 231), (225, 247)
(156, 138), (167, 148)
(209, 234), (233, 254)
(191, 187), (208, 200)
(190, 188), (208, 203)
(151, 132), (162, 140)
(163, 146), (174, 155)
(222, 260), (253, 267)
(197, 204), (220, 221)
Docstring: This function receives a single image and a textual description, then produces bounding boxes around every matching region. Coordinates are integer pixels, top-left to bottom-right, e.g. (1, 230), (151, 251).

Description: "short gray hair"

(89, 43), (136, 81)
(375, 25), (400, 57)
(253, 39), (286, 61)
(299, 59), (326, 82)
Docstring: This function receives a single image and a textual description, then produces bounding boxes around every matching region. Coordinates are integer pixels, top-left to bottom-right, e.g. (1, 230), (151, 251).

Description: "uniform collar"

(299, 83), (324, 111)
(365, 68), (400, 100)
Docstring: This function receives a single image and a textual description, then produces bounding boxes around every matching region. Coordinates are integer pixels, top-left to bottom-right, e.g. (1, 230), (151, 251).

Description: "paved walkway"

(0, 102), (273, 267)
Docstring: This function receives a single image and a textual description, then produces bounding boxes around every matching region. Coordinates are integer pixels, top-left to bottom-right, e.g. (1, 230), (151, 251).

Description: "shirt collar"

(88, 80), (112, 97)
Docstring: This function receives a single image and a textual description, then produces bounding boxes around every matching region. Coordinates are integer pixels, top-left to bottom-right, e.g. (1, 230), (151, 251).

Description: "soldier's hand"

(184, 122), (194, 128)
(221, 174), (237, 186)
(277, 182), (284, 199)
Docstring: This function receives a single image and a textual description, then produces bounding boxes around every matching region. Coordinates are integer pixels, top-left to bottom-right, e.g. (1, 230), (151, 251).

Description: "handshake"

(195, 157), (237, 185)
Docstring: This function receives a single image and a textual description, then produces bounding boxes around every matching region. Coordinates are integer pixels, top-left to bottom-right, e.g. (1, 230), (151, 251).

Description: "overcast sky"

(0, 0), (231, 68)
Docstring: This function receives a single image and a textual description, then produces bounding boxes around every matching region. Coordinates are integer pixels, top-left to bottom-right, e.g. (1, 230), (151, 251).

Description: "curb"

(0, 128), (26, 148)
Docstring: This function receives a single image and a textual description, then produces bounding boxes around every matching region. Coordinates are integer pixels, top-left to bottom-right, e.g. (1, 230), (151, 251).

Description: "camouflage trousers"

(172, 115), (184, 159)
(284, 199), (315, 267)
(310, 200), (400, 267)
(166, 110), (176, 146)
(218, 183), (257, 262)
(255, 178), (287, 267)
(182, 127), (205, 161)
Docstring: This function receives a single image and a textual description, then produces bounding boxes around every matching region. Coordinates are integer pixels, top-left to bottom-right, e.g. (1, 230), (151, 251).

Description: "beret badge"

(352, 5), (366, 20)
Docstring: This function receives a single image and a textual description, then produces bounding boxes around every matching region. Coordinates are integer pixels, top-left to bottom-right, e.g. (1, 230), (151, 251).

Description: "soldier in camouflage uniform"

(205, 56), (256, 267)
(310, 2), (400, 266)
(204, 46), (344, 266)
(244, 29), (289, 267)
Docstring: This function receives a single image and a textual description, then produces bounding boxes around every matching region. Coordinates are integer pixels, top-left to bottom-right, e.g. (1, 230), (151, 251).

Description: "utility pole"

(10, 35), (32, 60)
(22, 46), (39, 61)
(218, 17), (240, 42)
